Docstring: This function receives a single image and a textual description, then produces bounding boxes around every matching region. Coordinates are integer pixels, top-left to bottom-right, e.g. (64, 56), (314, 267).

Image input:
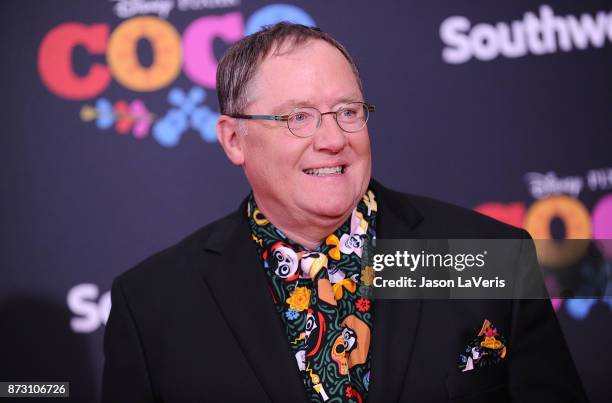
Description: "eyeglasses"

(229, 102), (375, 138)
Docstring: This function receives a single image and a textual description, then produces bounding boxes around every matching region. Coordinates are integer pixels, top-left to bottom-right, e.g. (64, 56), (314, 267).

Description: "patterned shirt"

(247, 189), (378, 402)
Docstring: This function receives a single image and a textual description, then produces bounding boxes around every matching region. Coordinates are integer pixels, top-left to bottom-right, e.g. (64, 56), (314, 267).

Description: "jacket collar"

(198, 179), (423, 402)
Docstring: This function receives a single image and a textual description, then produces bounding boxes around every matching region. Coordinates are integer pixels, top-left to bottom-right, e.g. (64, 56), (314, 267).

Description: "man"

(102, 23), (587, 402)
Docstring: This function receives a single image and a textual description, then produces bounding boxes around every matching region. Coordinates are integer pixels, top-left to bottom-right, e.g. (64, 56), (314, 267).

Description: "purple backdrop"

(1, 1), (611, 401)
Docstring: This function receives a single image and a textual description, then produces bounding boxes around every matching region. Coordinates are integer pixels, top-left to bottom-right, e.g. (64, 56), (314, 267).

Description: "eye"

(290, 111), (313, 125)
(340, 108), (357, 118)
(288, 108), (317, 128)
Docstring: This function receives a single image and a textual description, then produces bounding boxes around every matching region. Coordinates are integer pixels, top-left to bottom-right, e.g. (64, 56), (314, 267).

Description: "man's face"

(239, 39), (372, 223)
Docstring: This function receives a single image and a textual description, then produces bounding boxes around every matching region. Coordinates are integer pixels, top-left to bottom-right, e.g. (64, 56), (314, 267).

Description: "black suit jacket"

(102, 180), (587, 402)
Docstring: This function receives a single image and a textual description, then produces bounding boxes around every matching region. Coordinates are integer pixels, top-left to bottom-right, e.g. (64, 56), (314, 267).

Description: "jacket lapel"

(367, 180), (424, 402)
(196, 201), (307, 403)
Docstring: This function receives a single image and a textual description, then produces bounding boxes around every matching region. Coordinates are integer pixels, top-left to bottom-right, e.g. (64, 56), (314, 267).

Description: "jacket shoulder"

(381, 184), (527, 238)
(115, 207), (243, 290)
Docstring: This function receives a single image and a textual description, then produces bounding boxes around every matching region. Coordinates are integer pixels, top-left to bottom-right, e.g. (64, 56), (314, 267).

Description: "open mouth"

(303, 165), (346, 176)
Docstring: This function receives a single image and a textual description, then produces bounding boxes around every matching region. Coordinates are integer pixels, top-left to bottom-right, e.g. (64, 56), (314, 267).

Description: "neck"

(253, 196), (354, 250)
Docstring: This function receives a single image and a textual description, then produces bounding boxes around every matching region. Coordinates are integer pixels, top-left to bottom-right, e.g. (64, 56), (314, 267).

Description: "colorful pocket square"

(458, 319), (507, 372)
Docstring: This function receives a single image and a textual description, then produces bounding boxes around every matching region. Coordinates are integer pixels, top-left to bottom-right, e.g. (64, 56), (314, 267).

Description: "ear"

(217, 115), (245, 166)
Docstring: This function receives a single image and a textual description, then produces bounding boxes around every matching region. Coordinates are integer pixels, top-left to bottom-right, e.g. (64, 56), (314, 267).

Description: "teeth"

(304, 166), (344, 176)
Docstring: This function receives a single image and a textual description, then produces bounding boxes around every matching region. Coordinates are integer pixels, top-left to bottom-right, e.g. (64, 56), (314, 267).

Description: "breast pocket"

(445, 363), (509, 403)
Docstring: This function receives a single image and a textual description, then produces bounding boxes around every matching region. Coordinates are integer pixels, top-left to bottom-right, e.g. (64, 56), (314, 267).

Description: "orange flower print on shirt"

(286, 286), (311, 312)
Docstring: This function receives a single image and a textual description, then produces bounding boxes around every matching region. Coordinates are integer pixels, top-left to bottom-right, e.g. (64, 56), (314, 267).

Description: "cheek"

(351, 134), (372, 167)
(244, 135), (306, 184)
(350, 134), (372, 194)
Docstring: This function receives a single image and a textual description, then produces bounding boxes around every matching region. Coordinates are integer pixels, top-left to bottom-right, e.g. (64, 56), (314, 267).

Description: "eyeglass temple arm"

(365, 104), (376, 112)
(230, 114), (289, 121)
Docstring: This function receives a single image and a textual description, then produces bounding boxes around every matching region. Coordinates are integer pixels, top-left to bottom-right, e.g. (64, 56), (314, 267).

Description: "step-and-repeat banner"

(2, 1), (611, 401)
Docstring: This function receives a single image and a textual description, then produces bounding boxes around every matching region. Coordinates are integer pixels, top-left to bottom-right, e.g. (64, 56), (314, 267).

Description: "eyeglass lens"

(287, 102), (369, 137)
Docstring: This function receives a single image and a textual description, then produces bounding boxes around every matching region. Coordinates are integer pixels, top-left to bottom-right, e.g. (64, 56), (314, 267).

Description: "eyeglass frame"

(228, 102), (376, 138)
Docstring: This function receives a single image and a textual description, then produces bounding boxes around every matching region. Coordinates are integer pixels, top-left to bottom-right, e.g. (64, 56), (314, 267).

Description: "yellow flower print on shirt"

(286, 286), (311, 312)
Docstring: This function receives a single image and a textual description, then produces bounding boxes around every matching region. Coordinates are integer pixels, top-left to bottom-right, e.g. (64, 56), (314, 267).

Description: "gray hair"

(216, 22), (362, 116)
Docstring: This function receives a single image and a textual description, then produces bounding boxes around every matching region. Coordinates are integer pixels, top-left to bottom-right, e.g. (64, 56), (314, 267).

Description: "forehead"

(246, 39), (362, 111)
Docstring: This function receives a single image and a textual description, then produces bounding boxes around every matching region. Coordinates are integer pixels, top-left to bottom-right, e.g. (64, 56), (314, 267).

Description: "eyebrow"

(271, 95), (364, 115)
(271, 99), (314, 115)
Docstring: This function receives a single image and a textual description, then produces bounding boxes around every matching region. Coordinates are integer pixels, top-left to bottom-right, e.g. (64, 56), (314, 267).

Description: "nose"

(312, 113), (348, 153)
